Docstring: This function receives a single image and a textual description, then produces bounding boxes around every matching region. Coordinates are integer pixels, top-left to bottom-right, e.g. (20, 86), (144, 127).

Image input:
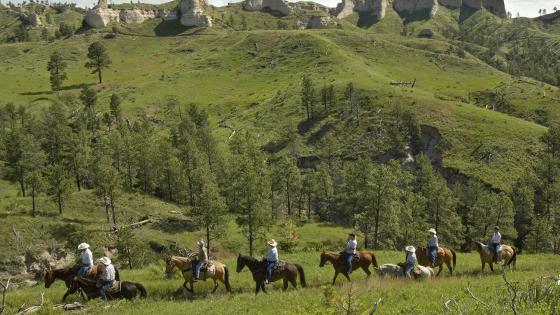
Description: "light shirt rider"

(80, 248), (93, 266)
(428, 235), (439, 247)
(100, 264), (116, 282)
(265, 246), (278, 262)
(407, 252), (417, 266)
(346, 239), (357, 255)
(491, 231), (501, 244)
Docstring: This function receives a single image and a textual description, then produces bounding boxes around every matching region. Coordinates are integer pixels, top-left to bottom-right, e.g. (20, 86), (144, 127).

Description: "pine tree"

(85, 41), (111, 84)
(47, 51), (67, 91)
(25, 169), (45, 216)
(46, 163), (73, 214)
(301, 73), (315, 121)
(93, 155), (121, 228)
(109, 93), (122, 129)
(80, 86), (98, 131)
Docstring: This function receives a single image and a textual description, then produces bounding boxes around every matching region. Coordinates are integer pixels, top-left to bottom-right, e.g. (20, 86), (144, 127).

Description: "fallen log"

(16, 292), (44, 314)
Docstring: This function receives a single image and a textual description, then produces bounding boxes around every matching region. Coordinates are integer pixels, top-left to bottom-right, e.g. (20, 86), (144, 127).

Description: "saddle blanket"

(273, 261), (287, 272)
(107, 281), (122, 294)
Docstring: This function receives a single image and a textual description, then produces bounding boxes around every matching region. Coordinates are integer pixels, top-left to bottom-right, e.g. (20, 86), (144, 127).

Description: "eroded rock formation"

(179, 0), (212, 27)
(438, 0), (461, 8)
(306, 15), (332, 28)
(243, 0), (293, 16)
(332, 0), (388, 20)
(393, 0), (438, 17)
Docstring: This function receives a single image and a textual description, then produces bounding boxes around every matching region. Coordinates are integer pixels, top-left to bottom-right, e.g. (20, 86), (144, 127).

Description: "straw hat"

(77, 243), (90, 250)
(405, 246), (416, 253)
(428, 228), (437, 235)
(267, 239), (277, 247)
(99, 257), (112, 266)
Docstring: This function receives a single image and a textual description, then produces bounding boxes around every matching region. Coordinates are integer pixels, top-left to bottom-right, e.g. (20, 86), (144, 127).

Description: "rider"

(77, 243), (93, 278)
(427, 228), (439, 268)
(193, 240), (208, 282)
(404, 246), (417, 278)
(98, 257), (116, 301)
(491, 226), (501, 263)
(342, 233), (357, 275)
(264, 239), (278, 284)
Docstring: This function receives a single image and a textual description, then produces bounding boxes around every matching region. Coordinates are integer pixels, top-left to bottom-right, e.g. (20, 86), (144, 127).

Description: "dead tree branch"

(0, 278), (10, 315)
(502, 273), (518, 315)
(16, 292), (44, 314)
(369, 298), (382, 314)
(465, 287), (488, 307)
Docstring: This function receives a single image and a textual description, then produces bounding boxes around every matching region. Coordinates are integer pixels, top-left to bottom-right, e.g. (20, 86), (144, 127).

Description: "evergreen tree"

(85, 41), (111, 84)
(109, 93), (122, 129)
(25, 169), (45, 216)
(46, 163), (73, 214)
(301, 73), (315, 121)
(80, 86), (97, 131)
(93, 155), (121, 228)
(47, 51), (67, 91)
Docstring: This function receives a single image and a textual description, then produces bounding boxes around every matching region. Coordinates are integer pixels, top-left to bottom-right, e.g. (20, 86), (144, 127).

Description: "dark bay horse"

(69, 277), (146, 300)
(415, 246), (457, 276)
(236, 255), (306, 295)
(44, 264), (120, 301)
(319, 251), (378, 285)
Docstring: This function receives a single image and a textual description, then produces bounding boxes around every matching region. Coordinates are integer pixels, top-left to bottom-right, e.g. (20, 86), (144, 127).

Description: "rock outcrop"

(332, 0), (388, 20)
(438, 0), (461, 8)
(84, 0), (185, 28)
(393, 0), (438, 17)
(27, 13), (42, 27)
(306, 15), (332, 28)
(84, 7), (120, 28)
(462, 0), (506, 17)
(179, 0), (212, 27)
(243, 0), (293, 16)
(119, 9), (178, 24)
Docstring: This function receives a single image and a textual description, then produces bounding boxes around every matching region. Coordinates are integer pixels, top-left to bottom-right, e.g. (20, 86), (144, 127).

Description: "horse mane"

(473, 240), (484, 251)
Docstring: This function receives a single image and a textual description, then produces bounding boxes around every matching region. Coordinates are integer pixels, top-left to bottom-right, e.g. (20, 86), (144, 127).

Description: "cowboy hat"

(267, 239), (277, 247)
(428, 228), (437, 235)
(494, 226), (500, 230)
(348, 233), (356, 238)
(197, 239), (205, 247)
(405, 246), (416, 253)
(77, 243), (90, 250)
(99, 257), (112, 266)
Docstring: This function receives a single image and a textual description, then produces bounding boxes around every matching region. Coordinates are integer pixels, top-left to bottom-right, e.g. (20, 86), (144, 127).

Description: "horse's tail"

(507, 247), (517, 268)
(295, 264), (307, 288)
(115, 268), (121, 281)
(224, 266), (232, 292)
(367, 251), (379, 268)
(136, 282), (147, 299)
(451, 249), (457, 269)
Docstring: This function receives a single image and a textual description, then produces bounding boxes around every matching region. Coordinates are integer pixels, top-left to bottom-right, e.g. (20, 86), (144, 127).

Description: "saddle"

(107, 281), (121, 294)
(273, 261), (287, 272)
(397, 263), (422, 279)
(339, 253), (360, 263)
(191, 260), (216, 279)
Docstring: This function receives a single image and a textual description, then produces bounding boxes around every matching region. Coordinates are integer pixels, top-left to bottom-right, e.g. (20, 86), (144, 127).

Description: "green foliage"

(47, 51), (67, 91)
(85, 41), (111, 84)
(46, 163), (73, 214)
(114, 227), (147, 269)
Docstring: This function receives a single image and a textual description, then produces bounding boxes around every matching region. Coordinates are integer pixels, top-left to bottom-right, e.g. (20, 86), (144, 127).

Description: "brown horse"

(44, 263), (119, 302)
(69, 277), (146, 300)
(469, 240), (517, 272)
(415, 246), (457, 276)
(236, 255), (306, 295)
(319, 251), (379, 285)
(164, 256), (231, 294)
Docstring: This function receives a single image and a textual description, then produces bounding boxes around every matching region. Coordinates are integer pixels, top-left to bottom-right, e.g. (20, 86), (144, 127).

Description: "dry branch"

(369, 298), (382, 314)
(0, 278), (10, 315)
(16, 292), (44, 314)
(465, 287), (488, 307)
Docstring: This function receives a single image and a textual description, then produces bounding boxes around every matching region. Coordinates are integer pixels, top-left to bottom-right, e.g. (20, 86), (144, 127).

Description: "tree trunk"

(286, 180), (291, 216)
(75, 173), (81, 191)
(110, 196), (117, 228)
(166, 170), (173, 201)
(20, 180), (26, 197)
(248, 212), (254, 257)
(206, 224), (211, 257)
(104, 198), (110, 223)
(98, 67), (102, 84)
(58, 193), (62, 214)
(31, 186), (36, 217)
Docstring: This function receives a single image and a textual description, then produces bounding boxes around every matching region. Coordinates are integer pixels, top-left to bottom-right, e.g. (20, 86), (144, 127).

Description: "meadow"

(3, 251), (560, 314)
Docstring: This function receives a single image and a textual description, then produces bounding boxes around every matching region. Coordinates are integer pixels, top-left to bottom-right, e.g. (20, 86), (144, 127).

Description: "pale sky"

(15, 0), (560, 17)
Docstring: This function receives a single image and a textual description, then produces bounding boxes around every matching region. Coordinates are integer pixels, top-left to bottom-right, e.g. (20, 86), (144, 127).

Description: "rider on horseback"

(77, 243), (93, 278)
(427, 228), (438, 268)
(404, 246), (417, 278)
(342, 233), (357, 275)
(193, 240), (208, 282)
(490, 226), (501, 263)
(98, 257), (116, 301)
(264, 239), (278, 284)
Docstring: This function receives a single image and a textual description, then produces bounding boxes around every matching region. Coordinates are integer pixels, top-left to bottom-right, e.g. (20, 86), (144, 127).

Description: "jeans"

(265, 260), (276, 282)
(343, 253), (354, 274)
(99, 280), (114, 300)
(428, 247), (438, 266)
(405, 264), (415, 277)
(194, 261), (204, 279)
(77, 264), (91, 278)
(491, 243), (500, 261)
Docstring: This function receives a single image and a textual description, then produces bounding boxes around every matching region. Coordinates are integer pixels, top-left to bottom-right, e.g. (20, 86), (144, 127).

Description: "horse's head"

(44, 269), (55, 288)
(236, 254), (246, 273)
(319, 251), (329, 267)
(468, 240), (480, 252)
(164, 256), (176, 277)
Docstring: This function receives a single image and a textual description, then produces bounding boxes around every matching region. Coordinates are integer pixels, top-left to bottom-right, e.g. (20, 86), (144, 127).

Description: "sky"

(16, 0), (560, 17)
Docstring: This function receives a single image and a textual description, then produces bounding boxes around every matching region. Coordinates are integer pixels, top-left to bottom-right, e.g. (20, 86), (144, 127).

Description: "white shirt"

(346, 240), (357, 254)
(100, 264), (116, 282)
(80, 249), (93, 265)
(264, 247), (278, 262)
(491, 232), (501, 244)
(407, 252), (417, 266)
(428, 235), (439, 247)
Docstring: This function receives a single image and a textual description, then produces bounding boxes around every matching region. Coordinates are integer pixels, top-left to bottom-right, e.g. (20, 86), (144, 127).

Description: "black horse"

(44, 266), (121, 302)
(236, 255), (306, 295)
(69, 277), (147, 301)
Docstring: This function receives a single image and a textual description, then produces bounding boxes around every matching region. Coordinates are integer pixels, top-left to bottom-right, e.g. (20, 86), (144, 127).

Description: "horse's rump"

(107, 281), (122, 294)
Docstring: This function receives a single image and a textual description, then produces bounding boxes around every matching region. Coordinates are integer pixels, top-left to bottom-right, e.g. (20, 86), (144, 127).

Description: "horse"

(415, 246), (457, 276)
(396, 262), (435, 279)
(319, 251), (379, 285)
(164, 256), (231, 294)
(44, 264), (120, 302)
(236, 255), (306, 295)
(69, 277), (146, 300)
(469, 240), (517, 272)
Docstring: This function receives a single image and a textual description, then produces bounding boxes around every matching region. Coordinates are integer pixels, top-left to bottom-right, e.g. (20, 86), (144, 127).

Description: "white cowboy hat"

(99, 257), (111, 266)
(197, 239), (205, 247)
(267, 239), (277, 247)
(77, 243), (90, 250)
(428, 228), (437, 235)
(405, 246), (416, 253)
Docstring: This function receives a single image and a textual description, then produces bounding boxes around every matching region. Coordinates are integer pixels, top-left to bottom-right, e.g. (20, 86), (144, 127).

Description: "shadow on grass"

(152, 218), (198, 234)
(19, 83), (94, 96)
(307, 123), (334, 146)
(154, 19), (190, 36)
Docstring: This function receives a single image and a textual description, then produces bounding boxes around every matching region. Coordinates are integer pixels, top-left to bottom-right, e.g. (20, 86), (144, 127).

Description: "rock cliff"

(243, 0), (293, 16)
(179, 0), (212, 27)
(333, 0), (388, 20)
(393, 0), (438, 17)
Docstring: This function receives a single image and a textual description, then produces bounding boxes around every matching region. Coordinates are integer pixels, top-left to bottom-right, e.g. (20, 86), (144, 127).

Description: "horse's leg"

(436, 264), (443, 277)
(255, 282), (260, 295)
(290, 275), (297, 289)
(343, 272), (351, 282)
(212, 279), (219, 293)
(490, 263), (494, 272)
(62, 289), (72, 302)
(261, 282), (267, 293)
(481, 261), (485, 271)
(283, 278), (288, 291)
(361, 264), (371, 278)
(332, 272), (339, 285)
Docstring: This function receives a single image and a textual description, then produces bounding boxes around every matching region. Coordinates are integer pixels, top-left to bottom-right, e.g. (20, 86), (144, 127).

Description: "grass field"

(3, 251), (560, 314)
